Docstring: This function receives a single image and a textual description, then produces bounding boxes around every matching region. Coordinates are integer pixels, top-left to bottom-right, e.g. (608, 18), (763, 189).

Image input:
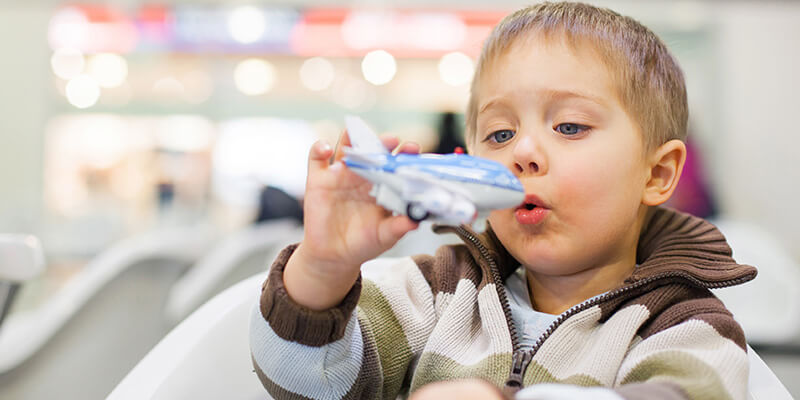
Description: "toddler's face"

(473, 36), (650, 276)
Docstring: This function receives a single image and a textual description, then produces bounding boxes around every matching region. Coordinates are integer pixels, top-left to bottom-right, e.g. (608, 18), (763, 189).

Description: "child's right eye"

(486, 129), (515, 143)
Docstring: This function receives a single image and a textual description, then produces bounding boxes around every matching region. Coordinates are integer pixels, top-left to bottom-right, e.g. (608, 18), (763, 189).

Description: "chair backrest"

(747, 344), (793, 400)
(0, 234), (44, 282)
(109, 271), (794, 400)
(107, 273), (268, 400)
(712, 218), (800, 344)
(0, 226), (216, 374)
(164, 219), (303, 324)
(0, 234), (44, 332)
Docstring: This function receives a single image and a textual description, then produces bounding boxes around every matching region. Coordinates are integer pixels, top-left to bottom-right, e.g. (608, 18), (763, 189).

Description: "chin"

(489, 212), (566, 271)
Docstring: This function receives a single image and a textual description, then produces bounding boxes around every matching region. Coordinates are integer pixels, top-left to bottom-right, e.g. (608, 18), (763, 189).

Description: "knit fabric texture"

(250, 207), (757, 399)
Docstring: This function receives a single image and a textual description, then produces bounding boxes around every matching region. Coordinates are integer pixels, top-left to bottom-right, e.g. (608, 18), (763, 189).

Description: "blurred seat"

(0, 234), (45, 283)
(0, 224), (216, 374)
(0, 234), (45, 329)
(747, 343), (794, 399)
(711, 218), (800, 344)
(164, 219), (303, 324)
(109, 272), (793, 400)
(108, 272), (269, 400)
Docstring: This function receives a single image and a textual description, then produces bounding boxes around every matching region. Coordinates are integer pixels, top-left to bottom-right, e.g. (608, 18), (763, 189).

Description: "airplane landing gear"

(406, 203), (429, 222)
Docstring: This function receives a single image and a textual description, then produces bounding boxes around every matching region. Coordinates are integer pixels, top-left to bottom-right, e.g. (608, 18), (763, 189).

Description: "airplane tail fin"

(344, 115), (389, 154)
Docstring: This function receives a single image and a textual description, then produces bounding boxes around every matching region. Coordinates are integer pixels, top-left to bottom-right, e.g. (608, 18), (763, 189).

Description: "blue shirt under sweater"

(505, 268), (608, 351)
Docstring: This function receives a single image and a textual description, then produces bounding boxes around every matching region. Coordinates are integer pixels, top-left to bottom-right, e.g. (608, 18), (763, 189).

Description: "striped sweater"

(250, 207), (757, 399)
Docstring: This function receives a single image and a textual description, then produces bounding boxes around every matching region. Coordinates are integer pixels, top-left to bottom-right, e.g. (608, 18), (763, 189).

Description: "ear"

(642, 140), (687, 206)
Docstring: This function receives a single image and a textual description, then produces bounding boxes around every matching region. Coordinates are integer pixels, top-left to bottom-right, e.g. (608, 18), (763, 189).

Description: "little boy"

(250, 2), (757, 399)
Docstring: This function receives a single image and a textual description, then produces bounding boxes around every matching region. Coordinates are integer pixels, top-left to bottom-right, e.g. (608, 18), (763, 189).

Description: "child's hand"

(409, 379), (506, 400)
(284, 131), (420, 310)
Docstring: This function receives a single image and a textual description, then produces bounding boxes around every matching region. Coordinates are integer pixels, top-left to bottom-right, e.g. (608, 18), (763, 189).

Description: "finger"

(332, 130), (351, 163)
(308, 139), (334, 174)
(377, 215), (419, 249)
(379, 134), (400, 152)
(395, 141), (421, 155)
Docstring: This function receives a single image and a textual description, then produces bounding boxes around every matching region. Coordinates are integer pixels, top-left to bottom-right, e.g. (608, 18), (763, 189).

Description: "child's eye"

(486, 129), (516, 143)
(554, 123), (589, 136)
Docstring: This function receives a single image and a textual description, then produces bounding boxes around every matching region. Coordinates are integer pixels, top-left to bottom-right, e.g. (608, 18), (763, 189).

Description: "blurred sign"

(291, 9), (505, 57)
(172, 6), (299, 53)
(49, 4), (505, 58)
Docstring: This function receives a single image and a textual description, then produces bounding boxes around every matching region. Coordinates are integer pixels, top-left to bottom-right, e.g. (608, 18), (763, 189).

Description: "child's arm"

(284, 134), (420, 310)
(250, 132), (428, 399)
(250, 245), (439, 399)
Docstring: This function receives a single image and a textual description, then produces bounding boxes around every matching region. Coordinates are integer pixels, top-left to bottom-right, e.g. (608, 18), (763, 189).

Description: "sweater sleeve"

(611, 311), (750, 400)
(249, 244), (438, 399)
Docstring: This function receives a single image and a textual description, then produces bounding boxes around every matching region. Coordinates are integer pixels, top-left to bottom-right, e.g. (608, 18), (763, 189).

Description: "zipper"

(454, 227), (521, 349)
(453, 225), (753, 393)
(506, 350), (532, 391)
(502, 270), (752, 389)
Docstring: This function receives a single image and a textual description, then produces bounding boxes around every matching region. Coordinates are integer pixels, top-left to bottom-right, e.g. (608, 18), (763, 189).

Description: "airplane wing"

(344, 115), (388, 155)
(342, 150), (387, 168)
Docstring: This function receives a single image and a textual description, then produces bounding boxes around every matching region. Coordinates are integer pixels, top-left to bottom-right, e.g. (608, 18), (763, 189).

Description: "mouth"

(514, 194), (549, 225)
(516, 194), (547, 211)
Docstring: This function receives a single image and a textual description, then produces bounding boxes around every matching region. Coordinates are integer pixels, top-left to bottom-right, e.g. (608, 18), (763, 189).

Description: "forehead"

(477, 34), (621, 108)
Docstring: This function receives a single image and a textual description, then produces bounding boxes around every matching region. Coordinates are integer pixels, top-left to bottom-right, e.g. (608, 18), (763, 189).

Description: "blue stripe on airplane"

(345, 153), (523, 192)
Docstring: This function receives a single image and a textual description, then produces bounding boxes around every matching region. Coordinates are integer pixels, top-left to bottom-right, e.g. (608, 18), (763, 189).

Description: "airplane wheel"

(406, 203), (429, 222)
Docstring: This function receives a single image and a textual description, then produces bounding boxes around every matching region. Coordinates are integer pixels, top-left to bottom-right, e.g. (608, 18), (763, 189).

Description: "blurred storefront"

(42, 4), (508, 256)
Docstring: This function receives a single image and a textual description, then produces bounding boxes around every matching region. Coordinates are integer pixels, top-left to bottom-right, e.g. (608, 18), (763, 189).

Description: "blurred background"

(0, 0), (798, 399)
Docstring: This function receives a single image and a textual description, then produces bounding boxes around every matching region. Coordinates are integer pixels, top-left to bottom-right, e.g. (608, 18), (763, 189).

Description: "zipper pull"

(503, 351), (533, 395)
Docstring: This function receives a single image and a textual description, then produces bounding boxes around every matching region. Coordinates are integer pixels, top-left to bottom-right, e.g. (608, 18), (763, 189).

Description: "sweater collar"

(627, 207), (756, 288)
(437, 207), (756, 289)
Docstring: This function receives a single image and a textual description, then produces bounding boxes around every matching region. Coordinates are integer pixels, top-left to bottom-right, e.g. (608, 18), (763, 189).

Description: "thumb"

(377, 215), (419, 249)
(307, 139), (334, 176)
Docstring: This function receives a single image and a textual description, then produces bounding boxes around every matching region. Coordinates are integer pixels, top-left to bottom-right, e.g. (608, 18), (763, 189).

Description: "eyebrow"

(478, 89), (608, 114)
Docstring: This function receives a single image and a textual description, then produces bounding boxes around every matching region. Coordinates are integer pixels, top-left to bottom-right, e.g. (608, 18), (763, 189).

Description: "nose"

(512, 134), (546, 175)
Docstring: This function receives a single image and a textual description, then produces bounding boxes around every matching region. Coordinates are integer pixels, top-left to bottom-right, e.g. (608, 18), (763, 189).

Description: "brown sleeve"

(258, 243), (362, 347)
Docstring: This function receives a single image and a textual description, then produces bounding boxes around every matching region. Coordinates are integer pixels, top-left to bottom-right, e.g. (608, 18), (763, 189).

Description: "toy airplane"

(342, 116), (525, 232)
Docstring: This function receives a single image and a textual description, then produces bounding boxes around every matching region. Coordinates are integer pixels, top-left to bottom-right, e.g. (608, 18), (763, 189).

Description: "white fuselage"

(349, 167), (524, 225)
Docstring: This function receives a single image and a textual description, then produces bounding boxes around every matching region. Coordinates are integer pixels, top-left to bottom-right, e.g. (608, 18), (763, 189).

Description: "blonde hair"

(466, 2), (688, 152)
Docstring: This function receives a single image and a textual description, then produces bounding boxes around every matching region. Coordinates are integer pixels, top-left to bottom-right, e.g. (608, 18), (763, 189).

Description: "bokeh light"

(48, 7), (89, 51)
(50, 47), (85, 80)
(233, 58), (276, 96)
(86, 53), (128, 88)
(438, 52), (474, 87)
(227, 6), (266, 44)
(361, 50), (396, 86)
(65, 74), (101, 108)
(299, 57), (335, 91)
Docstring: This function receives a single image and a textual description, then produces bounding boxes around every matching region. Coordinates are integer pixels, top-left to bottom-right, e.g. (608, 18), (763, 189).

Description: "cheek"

(554, 154), (642, 214)
(554, 161), (608, 203)
(487, 208), (508, 227)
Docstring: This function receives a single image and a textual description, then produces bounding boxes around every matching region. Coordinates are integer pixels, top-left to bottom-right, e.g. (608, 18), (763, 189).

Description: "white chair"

(164, 219), (303, 324)
(0, 225), (217, 373)
(0, 234), (45, 329)
(109, 270), (793, 400)
(107, 273), (269, 400)
(712, 218), (800, 344)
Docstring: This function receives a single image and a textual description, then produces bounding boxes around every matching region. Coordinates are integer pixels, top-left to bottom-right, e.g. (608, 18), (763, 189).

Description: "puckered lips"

(514, 194), (549, 225)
